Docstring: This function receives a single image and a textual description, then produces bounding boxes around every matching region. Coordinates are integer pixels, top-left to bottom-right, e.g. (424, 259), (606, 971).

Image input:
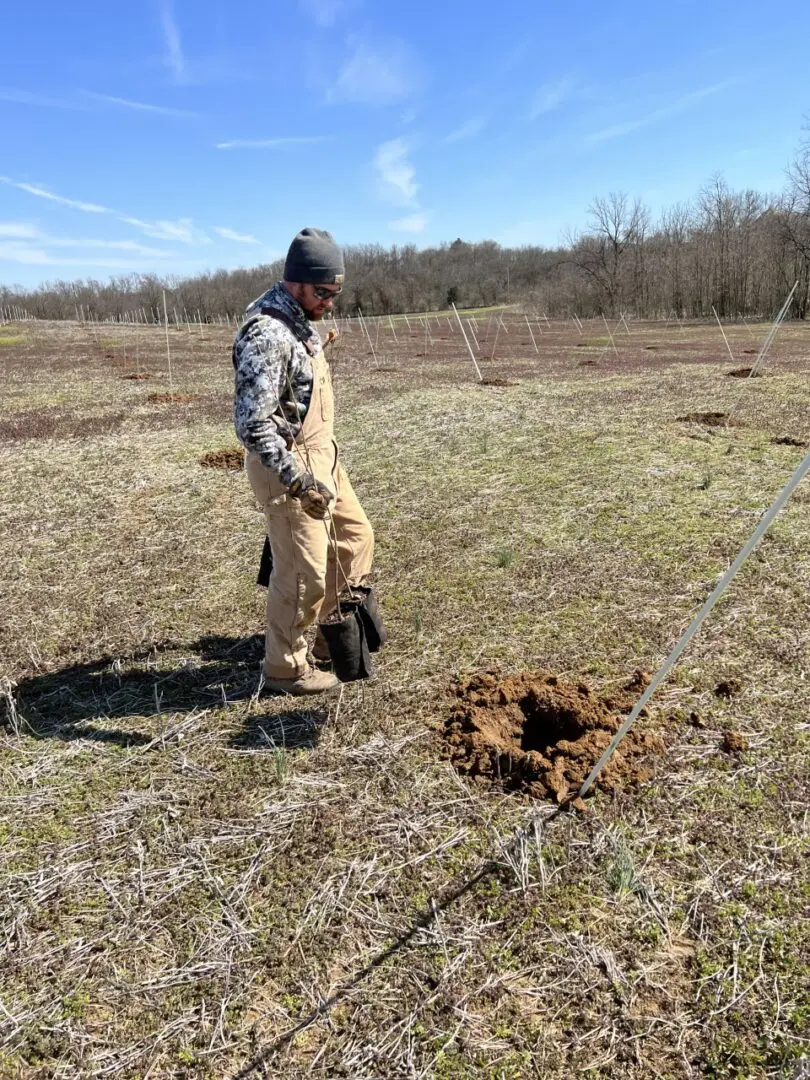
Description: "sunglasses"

(312, 285), (342, 301)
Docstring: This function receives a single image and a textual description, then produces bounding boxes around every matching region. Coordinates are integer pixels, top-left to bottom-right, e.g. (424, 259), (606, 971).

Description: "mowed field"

(0, 311), (809, 1079)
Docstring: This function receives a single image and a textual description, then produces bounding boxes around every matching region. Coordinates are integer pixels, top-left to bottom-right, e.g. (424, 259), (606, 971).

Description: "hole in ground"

(519, 693), (583, 751)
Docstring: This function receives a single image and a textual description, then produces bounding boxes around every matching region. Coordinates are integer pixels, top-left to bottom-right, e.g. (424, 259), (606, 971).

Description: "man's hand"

(324, 327), (339, 348)
(288, 473), (334, 520)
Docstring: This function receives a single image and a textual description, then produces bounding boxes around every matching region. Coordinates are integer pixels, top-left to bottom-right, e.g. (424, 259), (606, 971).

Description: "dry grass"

(0, 315), (808, 1078)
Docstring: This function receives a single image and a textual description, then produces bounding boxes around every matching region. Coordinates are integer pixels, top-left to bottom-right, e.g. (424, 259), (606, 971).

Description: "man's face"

(299, 282), (342, 321)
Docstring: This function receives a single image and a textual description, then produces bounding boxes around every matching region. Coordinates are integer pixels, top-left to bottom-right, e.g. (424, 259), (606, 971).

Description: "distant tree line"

(4, 137), (810, 323)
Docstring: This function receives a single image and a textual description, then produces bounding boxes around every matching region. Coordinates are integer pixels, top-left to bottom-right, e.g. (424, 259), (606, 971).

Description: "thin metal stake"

(451, 302), (483, 381)
(578, 448), (810, 799)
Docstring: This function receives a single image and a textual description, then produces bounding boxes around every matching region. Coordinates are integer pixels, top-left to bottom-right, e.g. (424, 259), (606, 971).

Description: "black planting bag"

(352, 585), (387, 652)
(318, 599), (372, 682)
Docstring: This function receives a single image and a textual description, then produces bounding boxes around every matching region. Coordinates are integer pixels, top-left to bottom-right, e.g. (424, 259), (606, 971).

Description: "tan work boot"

(262, 665), (339, 696)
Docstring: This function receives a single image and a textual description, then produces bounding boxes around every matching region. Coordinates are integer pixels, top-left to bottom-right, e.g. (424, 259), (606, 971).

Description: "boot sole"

(262, 679), (340, 697)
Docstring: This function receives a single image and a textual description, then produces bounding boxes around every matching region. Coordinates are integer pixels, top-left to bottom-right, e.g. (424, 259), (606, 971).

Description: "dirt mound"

(772, 435), (808, 448)
(122, 371), (157, 380)
(480, 377), (513, 387)
(443, 670), (664, 804)
(721, 730), (747, 754)
(726, 366), (760, 378)
(146, 392), (200, 404)
(199, 447), (244, 470)
(677, 411), (739, 428)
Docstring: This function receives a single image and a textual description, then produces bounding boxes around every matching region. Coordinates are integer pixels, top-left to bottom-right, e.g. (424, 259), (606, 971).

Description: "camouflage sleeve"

(233, 318), (304, 487)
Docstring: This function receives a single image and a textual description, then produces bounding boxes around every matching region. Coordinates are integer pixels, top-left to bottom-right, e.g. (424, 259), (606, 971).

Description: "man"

(233, 227), (375, 695)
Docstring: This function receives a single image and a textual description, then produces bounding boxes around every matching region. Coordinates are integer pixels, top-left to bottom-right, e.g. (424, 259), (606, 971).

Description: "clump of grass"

(606, 835), (638, 898)
(494, 547), (516, 568)
(0, 335), (25, 346)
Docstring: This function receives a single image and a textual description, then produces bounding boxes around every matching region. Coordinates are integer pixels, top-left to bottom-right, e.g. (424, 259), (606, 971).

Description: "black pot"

(318, 600), (372, 682)
(352, 585), (387, 652)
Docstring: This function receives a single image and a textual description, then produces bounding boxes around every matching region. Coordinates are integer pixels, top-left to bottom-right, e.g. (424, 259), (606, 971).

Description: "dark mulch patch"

(146, 392), (201, 404)
(715, 679), (741, 699)
(676, 411), (741, 428)
(199, 447), (245, 470)
(771, 436), (808, 448)
(726, 367), (760, 378)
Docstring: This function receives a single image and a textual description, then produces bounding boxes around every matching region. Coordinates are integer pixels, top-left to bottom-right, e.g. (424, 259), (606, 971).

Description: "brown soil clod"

(146, 392), (200, 404)
(721, 730), (748, 754)
(772, 435), (808, 448)
(199, 447), (244, 470)
(442, 670), (664, 804)
(726, 366), (760, 378)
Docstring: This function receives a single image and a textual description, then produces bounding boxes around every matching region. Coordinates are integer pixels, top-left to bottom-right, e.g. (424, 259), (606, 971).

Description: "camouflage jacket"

(232, 282), (321, 487)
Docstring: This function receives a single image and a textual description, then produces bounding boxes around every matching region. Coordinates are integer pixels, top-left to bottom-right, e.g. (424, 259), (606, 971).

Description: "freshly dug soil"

(677, 411), (739, 427)
(480, 377), (513, 387)
(199, 447), (244, 470)
(146, 392), (200, 404)
(443, 670), (664, 803)
(122, 371), (157, 380)
(726, 366), (760, 378)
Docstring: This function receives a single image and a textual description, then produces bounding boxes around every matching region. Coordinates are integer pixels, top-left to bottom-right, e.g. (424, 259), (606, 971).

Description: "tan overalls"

(245, 346), (374, 678)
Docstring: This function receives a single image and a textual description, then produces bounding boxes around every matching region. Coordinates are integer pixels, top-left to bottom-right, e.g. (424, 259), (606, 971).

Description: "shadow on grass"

(7, 633), (324, 752)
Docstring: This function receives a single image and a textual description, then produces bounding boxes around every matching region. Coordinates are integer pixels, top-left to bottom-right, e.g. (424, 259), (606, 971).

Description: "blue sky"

(1, 0), (808, 288)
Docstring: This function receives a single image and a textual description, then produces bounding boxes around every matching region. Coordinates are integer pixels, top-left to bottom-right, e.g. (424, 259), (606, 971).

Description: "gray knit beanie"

(283, 227), (345, 285)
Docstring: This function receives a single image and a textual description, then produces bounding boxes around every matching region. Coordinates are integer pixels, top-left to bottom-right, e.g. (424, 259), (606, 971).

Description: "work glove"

(324, 327), (339, 348)
(288, 472), (334, 520)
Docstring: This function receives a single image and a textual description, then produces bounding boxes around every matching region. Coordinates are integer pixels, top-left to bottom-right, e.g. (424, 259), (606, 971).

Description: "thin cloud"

(216, 136), (332, 150)
(3, 175), (212, 246)
(328, 39), (421, 105)
(0, 223), (177, 257)
(0, 241), (181, 267)
(374, 138), (418, 207)
(160, 1), (186, 83)
(213, 227), (260, 244)
(0, 223), (40, 239)
(119, 216), (210, 244)
(81, 91), (198, 118)
(0, 177), (111, 214)
(389, 212), (427, 233)
(0, 87), (90, 111)
(585, 80), (737, 143)
(445, 114), (489, 143)
(298, 0), (348, 28)
(530, 76), (576, 119)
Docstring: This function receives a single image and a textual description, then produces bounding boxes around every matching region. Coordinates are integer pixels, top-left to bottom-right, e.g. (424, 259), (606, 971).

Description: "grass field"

(0, 312), (808, 1078)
